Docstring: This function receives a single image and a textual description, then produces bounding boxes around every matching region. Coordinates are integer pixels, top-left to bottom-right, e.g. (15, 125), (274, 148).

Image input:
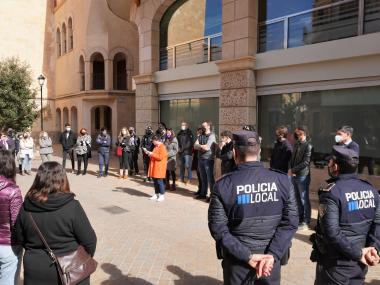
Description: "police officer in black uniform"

(208, 131), (298, 285)
(311, 145), (380, 285)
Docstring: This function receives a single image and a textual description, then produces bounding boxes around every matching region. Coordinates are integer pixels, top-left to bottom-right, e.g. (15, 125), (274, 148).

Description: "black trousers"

(130, 151), (139, 174)
(222, 257), (281, 285)
(62, 149), (75, 170)
(166, 170), (176, 185)
(143, 153), (150, 175)
(315, 259), (367, 285)
(358, 157), (375, 175)
(77, 153), (88, 174)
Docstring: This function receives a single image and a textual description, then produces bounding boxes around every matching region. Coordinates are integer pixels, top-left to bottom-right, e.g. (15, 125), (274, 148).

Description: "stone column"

(105, 59), (112, 91)
(217, 0), (258, 132)
(133, 74), (159, 137)
(85, 60), (91, 90)
(217, 56), (256, 132)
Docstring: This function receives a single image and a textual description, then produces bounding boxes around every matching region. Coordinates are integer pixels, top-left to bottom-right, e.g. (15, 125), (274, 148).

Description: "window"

(79, 56), (85, 91)
(160, 97), (219, 135)
(68, 18), (73, 50)
(90, 53), (105, 90)
(159, 0), (222, 70)
(258, 86), (380, 175)
(56, 28), (61, 57)
(258, 0), (380, 52)
(62, 23), (67, 54)
(113, 53), (127, 90)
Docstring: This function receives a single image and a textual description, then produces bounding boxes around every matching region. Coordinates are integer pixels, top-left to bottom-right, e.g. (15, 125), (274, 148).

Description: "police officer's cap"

(232, 131), (260, 146)
(328, 145), (359, 164)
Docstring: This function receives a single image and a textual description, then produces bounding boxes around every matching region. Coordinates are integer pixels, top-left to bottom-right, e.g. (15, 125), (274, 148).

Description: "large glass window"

(160, 97), (219, 134)
(160, 0), (222, 70)
(258, 86), (380, 175)
(258, 0), (380, 52)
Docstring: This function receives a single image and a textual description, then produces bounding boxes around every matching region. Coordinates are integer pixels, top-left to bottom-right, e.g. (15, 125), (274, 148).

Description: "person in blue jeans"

(194, 121), (216, 201)
(289, 125), (313, 230)
(177, 122), (194, 184)
(0, 150), (23, 285)
(96, 127), (111, 178)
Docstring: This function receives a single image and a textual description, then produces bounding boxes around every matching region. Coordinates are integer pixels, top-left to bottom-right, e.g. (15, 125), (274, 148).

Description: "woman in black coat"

(15, 161), (97, 285)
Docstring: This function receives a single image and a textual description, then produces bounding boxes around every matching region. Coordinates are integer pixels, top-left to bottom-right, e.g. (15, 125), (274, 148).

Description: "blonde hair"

(118, 127), (129, 139)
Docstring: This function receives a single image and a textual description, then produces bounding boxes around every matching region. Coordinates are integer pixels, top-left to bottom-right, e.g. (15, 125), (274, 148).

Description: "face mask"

(66, 128), (71, 132)
(146, 129), (152, 135)
(166, 134), (172, 139)
(102, 131), (107, 135)
(43, 133), (48, 138)
(276, 135), (283, 142)
(335, 135), (343, 143)
(24, 135), (28, 139)
(201, 127), (206, 134)
(181, 126), (186, 131)
(81, 132), (86, 136)
(122, 131), (127, 135)
(129, 130), (134, 135)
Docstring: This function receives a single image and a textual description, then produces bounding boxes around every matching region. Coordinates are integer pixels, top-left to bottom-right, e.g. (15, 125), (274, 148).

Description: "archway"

(68, 17), (73, 50)
(91, 106), (112, 138)
(71, 106), (78, 132)
(62, 107), (69, 126)
(56, 28), (61, 57)
(56, 108), (62, 132)
(113, 52), (127, 90)
(90, 52), (105, 90)
(62, 23), (67, 54)
(79, 55), (85, 91)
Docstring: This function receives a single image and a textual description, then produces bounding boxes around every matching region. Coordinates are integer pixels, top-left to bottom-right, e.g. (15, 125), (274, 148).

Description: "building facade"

(127, 0), (380, 175)
(50, 0), (138, 142)
(1, 0), (379, 175)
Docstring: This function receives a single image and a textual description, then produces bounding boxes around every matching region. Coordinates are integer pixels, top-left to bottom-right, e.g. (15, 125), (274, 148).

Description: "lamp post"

(37, 74), (46, 131)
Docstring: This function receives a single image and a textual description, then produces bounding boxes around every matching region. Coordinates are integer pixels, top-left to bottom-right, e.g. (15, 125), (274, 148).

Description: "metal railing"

(160, 33), (222, 70)
(258, 0), (380, 53)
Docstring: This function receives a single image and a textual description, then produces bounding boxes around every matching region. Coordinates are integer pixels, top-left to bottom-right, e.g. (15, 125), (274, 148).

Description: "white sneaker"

(149, 194), (158, 200)
(157, 194), (165, 202)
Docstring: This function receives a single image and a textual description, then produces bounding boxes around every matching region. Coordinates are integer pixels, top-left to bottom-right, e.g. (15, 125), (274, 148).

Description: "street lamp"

(37, 74), (46, 131)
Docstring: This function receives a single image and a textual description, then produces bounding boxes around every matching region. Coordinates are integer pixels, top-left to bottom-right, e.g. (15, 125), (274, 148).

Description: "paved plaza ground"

(15, 153), (380, 285)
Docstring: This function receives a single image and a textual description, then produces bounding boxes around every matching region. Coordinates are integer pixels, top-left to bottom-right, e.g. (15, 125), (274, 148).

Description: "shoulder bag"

(28, 212), (97, 285)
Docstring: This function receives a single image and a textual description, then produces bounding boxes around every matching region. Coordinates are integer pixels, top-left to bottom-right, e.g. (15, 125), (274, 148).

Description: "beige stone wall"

(166, 0), (206, 46)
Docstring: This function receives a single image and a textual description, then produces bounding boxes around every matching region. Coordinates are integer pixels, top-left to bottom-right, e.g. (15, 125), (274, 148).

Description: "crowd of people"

(0, 120), (378, 284)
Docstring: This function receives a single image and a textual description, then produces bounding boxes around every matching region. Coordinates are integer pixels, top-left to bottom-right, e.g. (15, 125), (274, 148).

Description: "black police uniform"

(208, 131), (299, 285)
(311, 146), (380, 285)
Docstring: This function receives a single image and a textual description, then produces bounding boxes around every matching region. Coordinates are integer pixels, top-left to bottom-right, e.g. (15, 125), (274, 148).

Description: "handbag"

(28, 212), (98, 285)
(116, 146), (123, 157)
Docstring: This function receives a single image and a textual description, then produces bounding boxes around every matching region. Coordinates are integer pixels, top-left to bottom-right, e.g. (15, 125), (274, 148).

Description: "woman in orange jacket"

(143, 135), (168, 202)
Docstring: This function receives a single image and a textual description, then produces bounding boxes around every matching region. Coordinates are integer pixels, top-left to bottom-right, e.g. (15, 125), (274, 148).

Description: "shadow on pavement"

(113, 187), (151, 198)
(167, 265), (223, 285)
(368, 280), (380, 285)
(100, 263), (154, 285)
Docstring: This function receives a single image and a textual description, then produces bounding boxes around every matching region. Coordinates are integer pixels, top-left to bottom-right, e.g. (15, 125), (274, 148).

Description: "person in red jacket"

(143, 135), (168, 202)
(0, 150), (23, 284)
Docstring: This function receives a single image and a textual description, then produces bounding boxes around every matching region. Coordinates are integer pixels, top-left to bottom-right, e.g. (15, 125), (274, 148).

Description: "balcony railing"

(258, 0), (380, 53)
(160, 33), (222, 70)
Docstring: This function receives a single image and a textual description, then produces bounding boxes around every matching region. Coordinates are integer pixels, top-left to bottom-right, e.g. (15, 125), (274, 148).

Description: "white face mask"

(181, 126), (186, 131)
(335, 135), (343, 143)
(66, 128), (71, 132)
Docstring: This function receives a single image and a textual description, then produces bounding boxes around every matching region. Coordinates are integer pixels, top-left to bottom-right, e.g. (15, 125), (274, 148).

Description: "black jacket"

(16, 193), (97, 285)
(270, 139), (293, 173)
(59, 131), (77, 151)
(116, 136), (131, 152)
(142, 132), (154, 152)
(215, 141), (236, 175)
(339, 140), (360, 155)
(312, 174), (380, 261)
(290, 139), (313, 177)
(177, 129), (194, 156)
(208, 162), (298, 263)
